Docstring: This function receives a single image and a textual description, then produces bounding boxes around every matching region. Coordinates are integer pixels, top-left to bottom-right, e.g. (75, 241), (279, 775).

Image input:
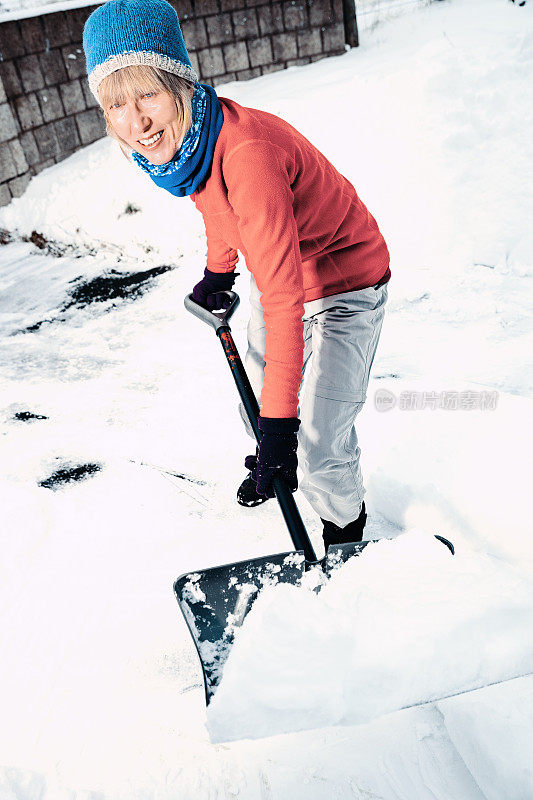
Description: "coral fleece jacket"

(191, 97), (390, 418)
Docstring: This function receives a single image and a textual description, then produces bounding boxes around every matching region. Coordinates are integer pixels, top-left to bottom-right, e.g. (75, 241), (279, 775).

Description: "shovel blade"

(323, 534), (454, 576)
(323, 539), (372, 576)
(174, 550), (306, 703)
(174, 535), (454, 705)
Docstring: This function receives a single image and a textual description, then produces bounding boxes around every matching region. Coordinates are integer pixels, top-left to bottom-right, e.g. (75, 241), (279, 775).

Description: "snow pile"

(208, 530), (533, 741)
(0, 139), (204, 267)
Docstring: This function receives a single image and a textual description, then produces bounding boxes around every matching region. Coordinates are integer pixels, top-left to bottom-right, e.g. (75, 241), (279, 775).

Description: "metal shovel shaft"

(184, 292), (317, 562)
(217, 326), (317, 562)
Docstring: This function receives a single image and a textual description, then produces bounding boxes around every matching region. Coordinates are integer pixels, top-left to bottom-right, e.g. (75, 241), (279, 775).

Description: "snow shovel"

(174, 291), (453, 704)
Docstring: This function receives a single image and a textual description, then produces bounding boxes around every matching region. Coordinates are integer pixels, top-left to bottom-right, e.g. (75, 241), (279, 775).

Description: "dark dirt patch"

(17, 317), (67, 334)
(29, 231), (47, 249)
(22, 230), (97, 259)
(15, 265), (174, 334)
(39, 463), (102, 490)
(63, 265), (174, 310)
(120, 203), (142, 216)
(13, 411), (49, 421)
(1, 229), (12, 245)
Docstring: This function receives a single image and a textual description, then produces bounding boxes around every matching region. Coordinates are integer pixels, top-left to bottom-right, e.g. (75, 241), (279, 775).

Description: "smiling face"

(107, 90), (186, 164)
(98, 66), (194, 164)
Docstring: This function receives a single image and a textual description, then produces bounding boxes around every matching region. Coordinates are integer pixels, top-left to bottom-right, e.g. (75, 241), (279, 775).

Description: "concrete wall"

(0, 0), (348, 206)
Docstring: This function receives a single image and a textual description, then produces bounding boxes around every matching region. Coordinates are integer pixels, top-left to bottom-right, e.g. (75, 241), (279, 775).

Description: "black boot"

(322, 502), (367, 551)
(236, 449), (270, 507)
(236, 473), (270, 507)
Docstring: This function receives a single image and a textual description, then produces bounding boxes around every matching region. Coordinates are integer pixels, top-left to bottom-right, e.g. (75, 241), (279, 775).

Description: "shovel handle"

(184, 291), (240, 333)
(185, 292), (318, 563)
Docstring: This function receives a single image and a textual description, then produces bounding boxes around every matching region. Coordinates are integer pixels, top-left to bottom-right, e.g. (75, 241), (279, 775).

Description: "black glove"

(191, 268), (237, 310)
(252, 416), (300, 498)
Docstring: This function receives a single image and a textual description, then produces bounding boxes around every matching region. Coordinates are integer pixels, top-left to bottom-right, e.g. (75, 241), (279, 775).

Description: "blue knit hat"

(83, 0), (198, 100)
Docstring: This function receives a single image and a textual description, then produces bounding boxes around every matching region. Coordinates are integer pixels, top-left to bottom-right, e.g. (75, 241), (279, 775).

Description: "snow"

(0, 0), (102, 24)
(1, 0), (532, 797)
(0, 0), (419, 27)
(438, 675), (533, 800)
(207, 530), (533, 741)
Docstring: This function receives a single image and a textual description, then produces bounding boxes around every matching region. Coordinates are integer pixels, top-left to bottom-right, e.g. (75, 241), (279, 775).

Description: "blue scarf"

(132, 83), (223, 197)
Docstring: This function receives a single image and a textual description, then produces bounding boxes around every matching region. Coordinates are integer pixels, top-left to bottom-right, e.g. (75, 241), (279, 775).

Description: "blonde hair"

(98, 64), (194, 155)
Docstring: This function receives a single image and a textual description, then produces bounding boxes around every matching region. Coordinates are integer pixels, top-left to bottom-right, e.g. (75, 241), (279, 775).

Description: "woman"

(83, 0), (390, 552)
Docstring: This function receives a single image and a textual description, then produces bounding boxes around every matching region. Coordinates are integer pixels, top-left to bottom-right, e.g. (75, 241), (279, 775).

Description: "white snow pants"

(242, 276), (388, 527)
